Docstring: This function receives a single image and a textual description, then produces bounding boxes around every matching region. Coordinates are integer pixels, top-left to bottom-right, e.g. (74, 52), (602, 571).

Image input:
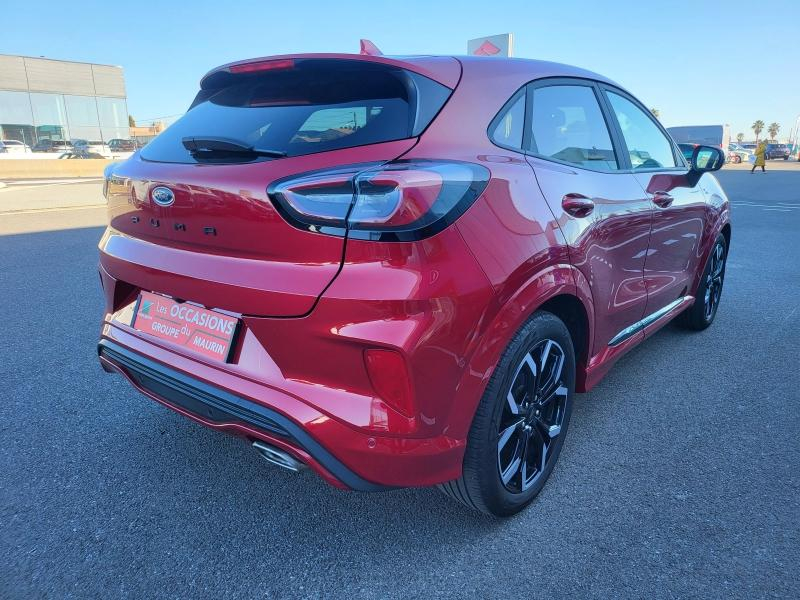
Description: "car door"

(524, 80), (653, 354)
(600, 86), (706, 320)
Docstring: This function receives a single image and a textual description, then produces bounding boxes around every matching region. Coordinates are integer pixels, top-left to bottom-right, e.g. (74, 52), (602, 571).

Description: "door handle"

(652, 191), (674, 208)
(561, 193), (595, 217)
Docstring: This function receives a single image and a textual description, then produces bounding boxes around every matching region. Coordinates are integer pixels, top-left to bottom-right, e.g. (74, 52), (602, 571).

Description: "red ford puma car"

(97, 53), (730, 516)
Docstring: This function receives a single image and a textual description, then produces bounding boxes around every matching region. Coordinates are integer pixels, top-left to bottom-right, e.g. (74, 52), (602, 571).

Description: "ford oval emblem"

(151, 186), (175, 207)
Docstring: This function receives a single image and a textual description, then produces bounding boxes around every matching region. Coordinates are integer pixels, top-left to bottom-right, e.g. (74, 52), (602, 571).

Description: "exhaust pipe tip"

(252, 440), (306, 473)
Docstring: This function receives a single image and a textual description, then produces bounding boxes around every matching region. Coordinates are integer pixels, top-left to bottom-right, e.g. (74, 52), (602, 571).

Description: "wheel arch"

(721, 222), (732, 249)
(538, 293), (590, 378)
(691, 216), (731, 297)
(447, 264), (595, 439)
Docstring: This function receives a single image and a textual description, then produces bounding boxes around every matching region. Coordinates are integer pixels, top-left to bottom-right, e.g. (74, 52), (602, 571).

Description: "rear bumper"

(97, 324), (466, 490)
(98, 339), (387, 491)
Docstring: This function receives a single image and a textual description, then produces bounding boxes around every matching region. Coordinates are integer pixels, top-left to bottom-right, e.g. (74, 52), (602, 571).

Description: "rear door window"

(141, 60), (451, 164)
(527, 84), (618, 171)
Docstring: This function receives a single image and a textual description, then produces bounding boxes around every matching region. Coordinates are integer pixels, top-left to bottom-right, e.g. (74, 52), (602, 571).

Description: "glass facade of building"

(0, 55), (130, 147)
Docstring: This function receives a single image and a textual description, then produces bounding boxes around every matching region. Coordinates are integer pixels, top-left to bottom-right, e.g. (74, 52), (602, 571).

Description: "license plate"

(131, 291), (240, 362)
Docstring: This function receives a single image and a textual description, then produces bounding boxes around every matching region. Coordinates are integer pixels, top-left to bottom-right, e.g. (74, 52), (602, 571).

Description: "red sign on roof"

(473, 40), (501, 56)
(467, 33), (513, 57)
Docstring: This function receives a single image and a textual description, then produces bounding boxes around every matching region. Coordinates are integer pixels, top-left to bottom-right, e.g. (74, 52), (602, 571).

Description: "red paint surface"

(98, 54), (730, 489)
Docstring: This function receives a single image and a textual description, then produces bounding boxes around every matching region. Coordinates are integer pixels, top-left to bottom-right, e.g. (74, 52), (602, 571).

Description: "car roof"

(452, 54), (620, 86)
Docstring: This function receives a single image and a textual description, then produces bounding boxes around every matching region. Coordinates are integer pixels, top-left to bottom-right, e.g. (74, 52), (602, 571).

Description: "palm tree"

(737, 133), (744, 143)
(767, 122), (780, 141)
(650, 108), (660, 119)
(752, 120), (765, 143)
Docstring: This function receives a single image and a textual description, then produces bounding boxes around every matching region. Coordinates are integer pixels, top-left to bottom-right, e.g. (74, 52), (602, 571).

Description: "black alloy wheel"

(497, 340), (568, 493)
(438, 311), (575, 517)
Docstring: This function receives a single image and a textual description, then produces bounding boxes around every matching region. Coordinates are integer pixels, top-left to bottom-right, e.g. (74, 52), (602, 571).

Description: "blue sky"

(3, 0), (798, 140)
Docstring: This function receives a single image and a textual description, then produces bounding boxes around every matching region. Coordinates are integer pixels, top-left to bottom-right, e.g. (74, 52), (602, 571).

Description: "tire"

(680, 233), (727, 331)
(438, 311), (575, 517)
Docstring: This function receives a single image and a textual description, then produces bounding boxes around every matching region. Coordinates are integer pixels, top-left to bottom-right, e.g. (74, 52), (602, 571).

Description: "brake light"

(268, 160), (489, 241)
(364, 349), (414, 417)
(229, 59), (295, 74)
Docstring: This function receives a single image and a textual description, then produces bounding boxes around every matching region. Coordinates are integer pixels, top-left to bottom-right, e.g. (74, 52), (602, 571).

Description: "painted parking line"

(730, 202), (800, 210)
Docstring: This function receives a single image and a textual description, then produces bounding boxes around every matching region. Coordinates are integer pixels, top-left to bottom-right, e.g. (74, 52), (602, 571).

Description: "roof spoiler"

(200, 52), (461, 90)
(359, 39), (383, 56)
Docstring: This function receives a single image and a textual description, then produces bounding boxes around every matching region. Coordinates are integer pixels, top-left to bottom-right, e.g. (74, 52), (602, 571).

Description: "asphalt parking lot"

(1, 165), (798, 598)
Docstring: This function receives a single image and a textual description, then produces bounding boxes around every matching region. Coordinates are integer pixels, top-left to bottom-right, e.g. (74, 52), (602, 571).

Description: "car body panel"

(633, 171), (707, 316)
(530, 156), (652, 353)
(101, 139), (416, 317)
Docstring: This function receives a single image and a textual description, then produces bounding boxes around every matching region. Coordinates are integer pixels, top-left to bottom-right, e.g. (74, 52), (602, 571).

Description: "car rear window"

(141, 59), (452, 164)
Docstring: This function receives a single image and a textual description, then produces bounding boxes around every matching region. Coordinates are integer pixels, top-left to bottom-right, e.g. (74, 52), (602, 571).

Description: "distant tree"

(736, 132), (744, 143)
(752, 120), (765, 143)
(128, 115), (136, 127)
(650, 108), (660, 119)
(767, 122), (780, 141)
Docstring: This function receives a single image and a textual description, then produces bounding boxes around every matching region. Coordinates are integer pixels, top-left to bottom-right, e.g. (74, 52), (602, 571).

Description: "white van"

(0, 140), (33, 154)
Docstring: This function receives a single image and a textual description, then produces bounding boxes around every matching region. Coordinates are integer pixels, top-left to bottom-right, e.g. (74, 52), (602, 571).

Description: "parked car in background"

(73, 140), (112, 157)
(0, 139), (32, 154)
(727, 143), (753, 164)
(98, 53), (731, 517)
(59, 150), (107, 159)
(32, 139), (73, 153)
(109, 139), (140, 152)
(667, 125), (730, 158)
(765, 143), (790, 160)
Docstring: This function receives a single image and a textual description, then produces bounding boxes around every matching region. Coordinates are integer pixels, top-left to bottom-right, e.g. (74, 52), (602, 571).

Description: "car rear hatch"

(100, 55), (458, 317)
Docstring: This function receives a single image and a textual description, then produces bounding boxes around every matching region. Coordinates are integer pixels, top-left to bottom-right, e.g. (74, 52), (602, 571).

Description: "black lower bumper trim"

(98, 339), (388, 492)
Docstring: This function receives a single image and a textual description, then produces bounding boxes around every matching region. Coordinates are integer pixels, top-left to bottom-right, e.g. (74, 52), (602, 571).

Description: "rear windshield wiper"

(181, 136), (286, 158)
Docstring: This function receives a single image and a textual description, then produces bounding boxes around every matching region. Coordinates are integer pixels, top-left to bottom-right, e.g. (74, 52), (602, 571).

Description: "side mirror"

(691, 145), (724, 172)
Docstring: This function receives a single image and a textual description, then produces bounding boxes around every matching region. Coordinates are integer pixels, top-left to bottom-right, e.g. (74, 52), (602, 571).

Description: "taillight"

(268, 160), (489, 242)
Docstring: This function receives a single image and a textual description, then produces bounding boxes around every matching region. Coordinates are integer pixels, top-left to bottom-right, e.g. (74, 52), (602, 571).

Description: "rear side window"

(489, 92), (525, 149)
(528, 85), (618, 171)
(606, 92), (677, 169)
(141, 60), (451, 164)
